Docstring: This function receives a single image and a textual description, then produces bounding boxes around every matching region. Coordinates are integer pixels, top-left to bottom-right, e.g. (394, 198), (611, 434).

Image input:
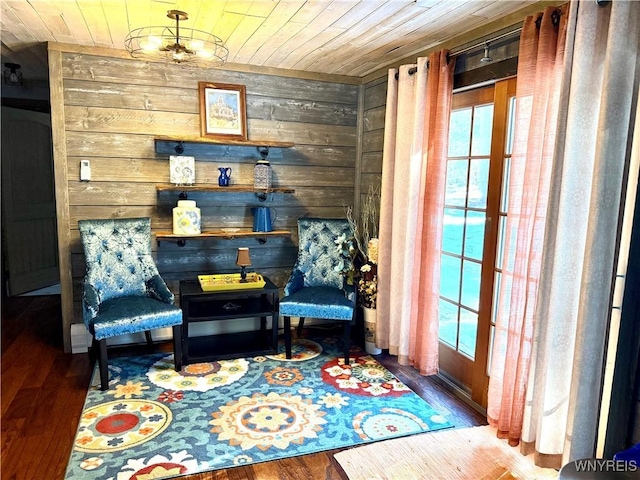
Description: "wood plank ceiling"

(1, 0), (543, 81)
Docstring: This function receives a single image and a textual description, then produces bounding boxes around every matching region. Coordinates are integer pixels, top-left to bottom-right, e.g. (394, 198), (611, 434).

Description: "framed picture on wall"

(198, 82), (247, 140)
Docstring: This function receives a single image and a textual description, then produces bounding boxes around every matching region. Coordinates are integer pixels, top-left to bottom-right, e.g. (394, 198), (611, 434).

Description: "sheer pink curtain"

(377, 51), (454, 375)
(487, 5), (568, 444)
(520, 0), (640, 467)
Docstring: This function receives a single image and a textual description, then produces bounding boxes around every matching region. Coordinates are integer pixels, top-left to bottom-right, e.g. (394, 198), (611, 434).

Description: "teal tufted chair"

(79, 217), (183, 390)
(279, 218), (355, 364)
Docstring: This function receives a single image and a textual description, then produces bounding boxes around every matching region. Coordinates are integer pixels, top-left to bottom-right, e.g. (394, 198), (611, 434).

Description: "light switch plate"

(80, 160), (91, 181)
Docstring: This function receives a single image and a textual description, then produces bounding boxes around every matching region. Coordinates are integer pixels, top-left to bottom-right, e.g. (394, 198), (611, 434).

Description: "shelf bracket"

(257, 237), (268, 244)
(156, 238), (186, 247)
(257, 146), (269, 159)
(255, 191), (269, 202)
(179, 191), (188, 200)
(175, 141), (185, 154)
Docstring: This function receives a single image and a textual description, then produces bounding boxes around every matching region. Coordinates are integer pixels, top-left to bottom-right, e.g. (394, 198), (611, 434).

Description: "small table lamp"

(236, 247), (251, 282)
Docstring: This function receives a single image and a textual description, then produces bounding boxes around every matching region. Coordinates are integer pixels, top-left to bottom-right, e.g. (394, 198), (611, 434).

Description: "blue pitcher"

(252, 207), (277, 232)
(218, 167), (232, 187)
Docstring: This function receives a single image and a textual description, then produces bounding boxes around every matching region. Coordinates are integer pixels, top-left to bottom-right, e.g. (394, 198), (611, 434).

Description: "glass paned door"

(438, 79), (516, 405)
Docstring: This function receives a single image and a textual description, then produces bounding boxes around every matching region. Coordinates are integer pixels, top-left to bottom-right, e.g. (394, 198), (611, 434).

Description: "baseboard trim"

(432, 371), (487, 418)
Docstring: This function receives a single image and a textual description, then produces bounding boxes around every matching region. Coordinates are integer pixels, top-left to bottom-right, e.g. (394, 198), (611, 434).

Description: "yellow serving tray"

(197, 273), (266, 292)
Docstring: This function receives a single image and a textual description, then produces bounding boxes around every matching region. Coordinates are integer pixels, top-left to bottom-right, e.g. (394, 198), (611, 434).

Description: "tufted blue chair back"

(79, 217), (160, 303)
(295, 218), (353, 290)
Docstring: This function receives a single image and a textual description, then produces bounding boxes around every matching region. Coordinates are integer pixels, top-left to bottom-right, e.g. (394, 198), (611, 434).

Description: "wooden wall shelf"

(157, 185), (295, 201)
(155, 136), (294, 155)
(155, 135), (294, 148)
(156, 230), (291, 246)
(157, 185), (295, 194)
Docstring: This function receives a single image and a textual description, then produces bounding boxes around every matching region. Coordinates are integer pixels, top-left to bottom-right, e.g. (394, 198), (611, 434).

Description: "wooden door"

(438, 79), (516, 407)
(1, 107), (59, 295)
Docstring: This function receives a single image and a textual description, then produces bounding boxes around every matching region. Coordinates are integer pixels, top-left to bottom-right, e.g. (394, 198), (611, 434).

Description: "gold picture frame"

(198, 82), (247, 140)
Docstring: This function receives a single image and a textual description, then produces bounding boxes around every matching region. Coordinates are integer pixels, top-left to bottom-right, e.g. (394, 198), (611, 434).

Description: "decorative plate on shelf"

(169, 155), (195, 185)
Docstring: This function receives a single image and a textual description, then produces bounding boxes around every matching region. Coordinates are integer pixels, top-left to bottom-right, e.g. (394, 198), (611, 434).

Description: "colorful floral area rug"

(64, 338), (453, 480)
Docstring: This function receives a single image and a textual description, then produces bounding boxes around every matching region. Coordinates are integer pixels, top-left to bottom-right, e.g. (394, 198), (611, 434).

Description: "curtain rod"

(449, 27), (522, 58)
(396, 27), (521, 79)
(394, 7), (563, 80)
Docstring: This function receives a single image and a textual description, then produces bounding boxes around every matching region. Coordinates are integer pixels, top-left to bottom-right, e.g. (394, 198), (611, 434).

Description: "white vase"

(363, 306), (381, 355)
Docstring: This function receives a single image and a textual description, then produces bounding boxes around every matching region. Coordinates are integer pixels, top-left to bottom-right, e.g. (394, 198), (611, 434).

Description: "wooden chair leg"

(144, 330), (155, 354)
(98, 339), (109, 391)
(296, 317), (305, 337)
(89, 335), (98, 364)
(172, 324), (182, 372)
(343, 321), (351, 365)
(284, 316), (292, 359)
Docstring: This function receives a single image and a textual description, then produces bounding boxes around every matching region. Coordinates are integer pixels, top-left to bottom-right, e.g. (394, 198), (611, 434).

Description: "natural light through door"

(439, 104), (493, 359)
(437, 78), (516, 404)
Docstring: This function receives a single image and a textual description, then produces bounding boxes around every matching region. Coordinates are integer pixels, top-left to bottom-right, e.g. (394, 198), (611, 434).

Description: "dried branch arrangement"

(346, 182), (380, 260)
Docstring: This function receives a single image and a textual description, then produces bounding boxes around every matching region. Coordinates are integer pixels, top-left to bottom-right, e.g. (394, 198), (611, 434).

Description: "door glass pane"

(496, 215), (506, 268)
(497, 215), (517, 272)
(506, 97), (516, 155)
(438, 299), (458, 348)
(490, 323), (508, 372)
(464, 211), (486, 261)
(445, 160), (468, 207)
(492, 272), (501, 324)
(468, 158), (489, 208)
(443, 208), (464, 254)
(471, 104), (494, 156)
(461, 260), (481, 311)
(448, 108), (472, 157)
(488, 325), (496, 375)
(496, 271), (513, 319)
(440, 254), (461, 302)
(459, 308), (478, 358)
(504, 219), (518, 272)
(501, 157), (511, 213)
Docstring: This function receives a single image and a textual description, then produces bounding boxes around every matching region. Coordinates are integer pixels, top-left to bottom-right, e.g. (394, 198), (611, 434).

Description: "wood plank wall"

(360, 76), (386, 210)
(49, 45), (360, 351)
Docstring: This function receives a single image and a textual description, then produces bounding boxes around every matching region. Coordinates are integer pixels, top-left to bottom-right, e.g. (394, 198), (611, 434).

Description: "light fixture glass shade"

(124, 10), (228, 67)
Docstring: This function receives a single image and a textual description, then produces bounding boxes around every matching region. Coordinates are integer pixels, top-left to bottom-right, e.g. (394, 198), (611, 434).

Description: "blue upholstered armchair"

(78, 217), (183, 390)
(279, 218), (356, 364)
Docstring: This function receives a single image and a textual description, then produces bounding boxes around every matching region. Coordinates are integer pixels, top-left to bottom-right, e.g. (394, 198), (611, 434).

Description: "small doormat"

(334, 425), (559, 479)
(64, 338), (452, 479)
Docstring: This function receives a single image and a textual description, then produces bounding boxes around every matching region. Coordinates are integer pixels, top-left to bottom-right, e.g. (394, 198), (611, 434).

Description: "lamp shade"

(236, 247), (251, 267)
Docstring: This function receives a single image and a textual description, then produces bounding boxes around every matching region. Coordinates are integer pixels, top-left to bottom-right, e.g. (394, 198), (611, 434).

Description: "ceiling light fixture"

(124, 10), (228, 67)
(480, 43), (493, 63)
(4, 63), (23, 86)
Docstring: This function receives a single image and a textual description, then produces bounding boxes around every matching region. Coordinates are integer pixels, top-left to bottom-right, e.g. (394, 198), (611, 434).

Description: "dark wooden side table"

(179, 276), (279, 366)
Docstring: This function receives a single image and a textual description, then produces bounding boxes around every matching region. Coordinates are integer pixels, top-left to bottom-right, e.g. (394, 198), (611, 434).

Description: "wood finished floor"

(1, 295), (486, 480)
